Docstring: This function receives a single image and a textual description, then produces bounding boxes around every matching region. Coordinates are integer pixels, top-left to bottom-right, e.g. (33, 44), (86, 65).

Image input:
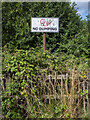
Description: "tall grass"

(24, 63), (89, 118)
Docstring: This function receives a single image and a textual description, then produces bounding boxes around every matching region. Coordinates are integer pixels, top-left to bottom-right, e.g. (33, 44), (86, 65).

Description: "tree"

(2, 2), (84, 53)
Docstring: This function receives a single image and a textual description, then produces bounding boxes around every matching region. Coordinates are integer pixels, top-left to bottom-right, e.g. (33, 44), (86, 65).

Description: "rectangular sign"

(31, 17), (59, 33)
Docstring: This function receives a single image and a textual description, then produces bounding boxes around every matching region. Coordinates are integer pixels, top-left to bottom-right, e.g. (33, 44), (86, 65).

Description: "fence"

(29, 70), (89, 115)
(2, 70), (89, 117)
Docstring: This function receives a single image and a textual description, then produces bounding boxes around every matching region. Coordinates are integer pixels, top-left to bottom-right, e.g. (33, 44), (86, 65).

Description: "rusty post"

(43, 33), (46, 51)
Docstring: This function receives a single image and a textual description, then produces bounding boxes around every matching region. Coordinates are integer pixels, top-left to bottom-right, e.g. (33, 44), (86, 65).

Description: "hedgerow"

(2, 48), (89, 119)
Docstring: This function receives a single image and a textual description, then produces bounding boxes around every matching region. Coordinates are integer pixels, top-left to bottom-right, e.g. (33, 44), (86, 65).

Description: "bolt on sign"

(31, 17), (59, 33)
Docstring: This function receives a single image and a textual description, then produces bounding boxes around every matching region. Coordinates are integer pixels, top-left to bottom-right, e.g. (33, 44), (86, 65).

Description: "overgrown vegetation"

(2, 2), (90, 119)
(2, 2), (89, 57)
(2, 48), (89, 119)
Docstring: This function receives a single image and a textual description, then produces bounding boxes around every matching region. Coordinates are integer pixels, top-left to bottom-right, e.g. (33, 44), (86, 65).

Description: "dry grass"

(25, 64), (89, 118)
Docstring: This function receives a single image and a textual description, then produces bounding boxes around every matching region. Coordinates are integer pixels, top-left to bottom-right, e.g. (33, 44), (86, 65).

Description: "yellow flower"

(21, 89), (27, 98)
(21, 91), (24, 95)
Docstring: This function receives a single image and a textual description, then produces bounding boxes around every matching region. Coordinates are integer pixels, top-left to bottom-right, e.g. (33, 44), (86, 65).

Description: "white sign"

(31, 17), (59, 32)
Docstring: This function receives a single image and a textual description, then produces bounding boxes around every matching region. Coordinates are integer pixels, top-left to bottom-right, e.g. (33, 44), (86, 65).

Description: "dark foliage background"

(2, 2), (89, 58)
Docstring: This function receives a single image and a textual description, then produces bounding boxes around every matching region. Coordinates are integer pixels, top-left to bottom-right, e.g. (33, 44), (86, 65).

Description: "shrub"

(2, 48), (89, 119)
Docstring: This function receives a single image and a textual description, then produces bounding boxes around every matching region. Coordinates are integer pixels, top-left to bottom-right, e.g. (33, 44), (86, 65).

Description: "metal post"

(43, 33), (46, 51)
